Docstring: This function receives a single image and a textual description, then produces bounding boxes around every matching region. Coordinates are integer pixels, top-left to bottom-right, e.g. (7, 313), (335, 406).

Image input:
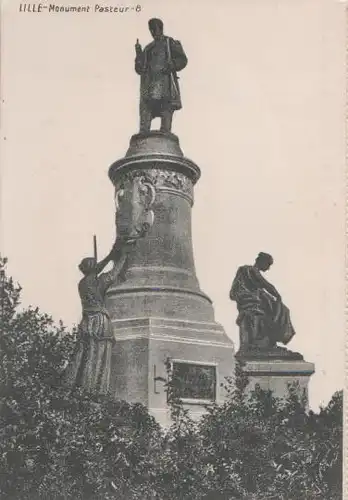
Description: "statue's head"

(148, 18), (163, 39)
(78, 257), (96, 276)
(255, 252), (273, 272)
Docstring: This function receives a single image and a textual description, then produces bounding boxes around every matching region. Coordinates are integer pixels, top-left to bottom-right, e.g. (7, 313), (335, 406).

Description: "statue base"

(110, 317), (234, 427)
(107, 132), (235, 425)
(236, 344), (303, 360)
(238, 356), (315, 408)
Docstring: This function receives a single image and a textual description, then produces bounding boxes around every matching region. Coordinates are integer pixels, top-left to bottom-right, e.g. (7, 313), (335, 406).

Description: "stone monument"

(105, 19), (234, 425)
(230, 252), (315, 405)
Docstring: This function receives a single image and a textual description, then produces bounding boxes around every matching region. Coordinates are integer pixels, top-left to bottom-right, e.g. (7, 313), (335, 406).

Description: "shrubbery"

(0, 257), (343, 499)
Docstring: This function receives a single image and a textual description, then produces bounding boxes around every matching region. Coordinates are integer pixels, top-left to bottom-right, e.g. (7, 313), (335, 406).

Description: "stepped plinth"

(106, 132), (235, 425)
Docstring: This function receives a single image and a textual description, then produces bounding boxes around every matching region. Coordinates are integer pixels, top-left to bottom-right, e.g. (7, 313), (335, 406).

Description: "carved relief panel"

(115, 175), (156, 241)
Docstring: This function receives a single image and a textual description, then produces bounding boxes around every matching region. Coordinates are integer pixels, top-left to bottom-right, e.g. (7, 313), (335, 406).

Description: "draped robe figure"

(62, 244), (128, 394)
(230, 254), (296, 354)
(135, 18), (187, 133)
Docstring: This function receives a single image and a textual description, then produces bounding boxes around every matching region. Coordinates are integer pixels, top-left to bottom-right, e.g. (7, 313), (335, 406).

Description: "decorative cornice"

(114, 168), (194, 203)
(109, 154), (201, 186)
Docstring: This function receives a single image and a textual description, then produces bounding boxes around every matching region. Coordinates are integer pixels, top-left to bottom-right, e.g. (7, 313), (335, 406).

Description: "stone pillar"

(106, 131), (235, 426)
(237, 354), (315, 409)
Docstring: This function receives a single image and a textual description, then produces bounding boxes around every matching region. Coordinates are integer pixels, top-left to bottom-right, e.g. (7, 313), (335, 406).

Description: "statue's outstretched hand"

(261, 288), (279, 303)
(111, 238), (136, 260)
(135, 38), (142, 54)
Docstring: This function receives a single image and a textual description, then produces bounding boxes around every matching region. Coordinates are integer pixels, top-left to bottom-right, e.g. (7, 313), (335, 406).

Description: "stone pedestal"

(106, 132), (235, 425)
(240, 356), (315, 408)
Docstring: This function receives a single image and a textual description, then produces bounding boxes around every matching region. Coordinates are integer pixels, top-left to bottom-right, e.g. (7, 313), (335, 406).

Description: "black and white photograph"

(0, 0), (345, 498)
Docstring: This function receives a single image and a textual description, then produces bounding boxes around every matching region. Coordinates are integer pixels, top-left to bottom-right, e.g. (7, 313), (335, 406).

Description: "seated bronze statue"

(230, 252), (302, 359)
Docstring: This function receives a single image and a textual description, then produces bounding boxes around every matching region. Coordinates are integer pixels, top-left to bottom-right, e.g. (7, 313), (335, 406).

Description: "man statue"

(62, 238), (134, 394)
(230, 252), (296, 355)
(135, 18), (188, 133)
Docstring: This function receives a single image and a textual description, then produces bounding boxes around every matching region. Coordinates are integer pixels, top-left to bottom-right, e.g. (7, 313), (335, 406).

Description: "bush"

(0, 257), (343, 499)
(0, 257), (161, 499)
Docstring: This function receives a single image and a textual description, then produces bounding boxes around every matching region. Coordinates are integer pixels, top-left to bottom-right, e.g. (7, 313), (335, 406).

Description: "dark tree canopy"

(0, 257), (342, 500)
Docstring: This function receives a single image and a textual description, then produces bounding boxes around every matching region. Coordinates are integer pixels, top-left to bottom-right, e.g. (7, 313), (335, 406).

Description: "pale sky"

(1, 0), (346, 410)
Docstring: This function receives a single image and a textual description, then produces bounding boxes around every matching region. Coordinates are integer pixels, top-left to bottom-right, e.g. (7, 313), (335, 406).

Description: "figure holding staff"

(62, 237), (134, 394)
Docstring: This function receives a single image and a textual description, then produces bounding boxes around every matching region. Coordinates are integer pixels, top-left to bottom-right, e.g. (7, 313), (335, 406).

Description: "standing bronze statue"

(135, 18), (188, 133)
(62, 238), (134, 394)
(230, 253), (300, 358)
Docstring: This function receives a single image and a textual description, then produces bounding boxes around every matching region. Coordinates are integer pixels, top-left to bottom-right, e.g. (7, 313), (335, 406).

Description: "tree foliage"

(0, 257), (343, 499)
(0, 257), (161, 499)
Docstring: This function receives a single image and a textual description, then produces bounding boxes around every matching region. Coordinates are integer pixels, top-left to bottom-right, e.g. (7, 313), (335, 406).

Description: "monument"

(65, 19), (313, 420)
(104, 19), (235, 425)
(230, 252), (315, 405)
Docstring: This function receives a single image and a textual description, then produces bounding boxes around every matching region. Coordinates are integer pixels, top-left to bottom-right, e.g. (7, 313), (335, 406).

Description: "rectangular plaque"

(171, 362), (217, 401)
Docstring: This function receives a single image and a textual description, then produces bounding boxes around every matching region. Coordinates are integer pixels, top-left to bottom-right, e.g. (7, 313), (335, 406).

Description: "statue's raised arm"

(98, 238), (135, 294)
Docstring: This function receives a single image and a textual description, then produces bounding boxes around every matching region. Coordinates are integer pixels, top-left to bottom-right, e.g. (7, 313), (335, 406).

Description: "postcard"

(0, 1), (345, 498)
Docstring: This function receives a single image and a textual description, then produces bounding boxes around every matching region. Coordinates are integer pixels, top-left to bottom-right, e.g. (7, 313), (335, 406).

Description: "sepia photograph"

(0, 0), (345, 498)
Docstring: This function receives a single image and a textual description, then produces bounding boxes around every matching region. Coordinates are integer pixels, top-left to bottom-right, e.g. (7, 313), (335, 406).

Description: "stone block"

(110, 317), (235, 427)
(241, 358), (315, 408)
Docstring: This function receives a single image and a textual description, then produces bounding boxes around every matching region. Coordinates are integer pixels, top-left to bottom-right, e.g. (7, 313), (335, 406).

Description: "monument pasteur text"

(62, 18), (314, 424)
